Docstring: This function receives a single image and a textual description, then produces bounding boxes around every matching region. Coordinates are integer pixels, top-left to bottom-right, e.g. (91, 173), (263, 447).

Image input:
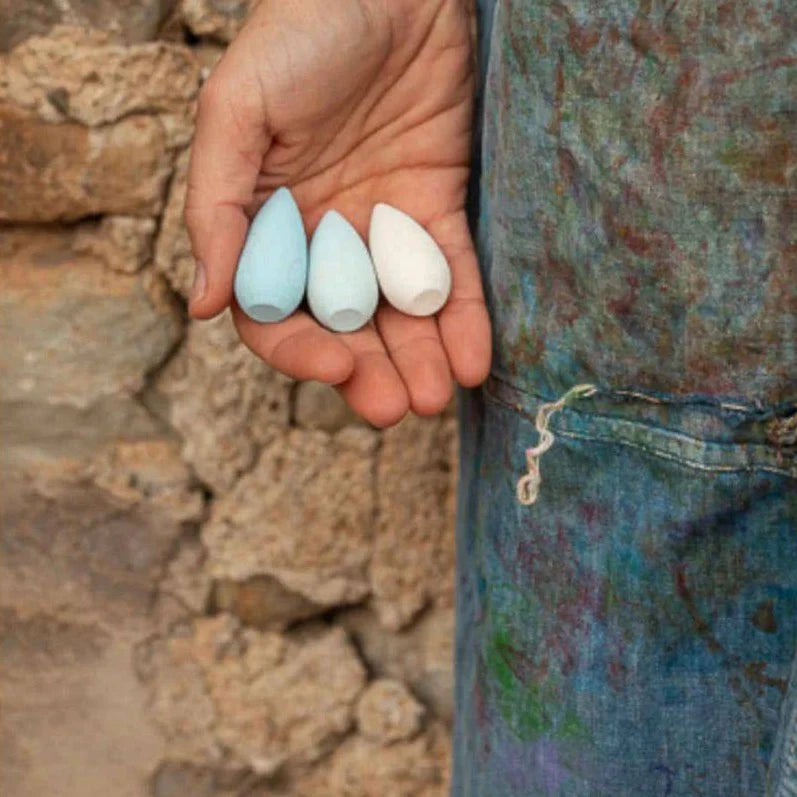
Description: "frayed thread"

(516, 383), (597, 506)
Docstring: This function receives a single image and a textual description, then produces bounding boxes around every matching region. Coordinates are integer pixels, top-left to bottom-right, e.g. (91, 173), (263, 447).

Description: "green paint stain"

(559, 709), (591, 742)
(486, 627), (554, 741)
(484, 626), (591, 744)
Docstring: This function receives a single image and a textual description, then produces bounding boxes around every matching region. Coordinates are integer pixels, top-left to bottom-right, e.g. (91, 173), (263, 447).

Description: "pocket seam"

(483, 381), (797, 479)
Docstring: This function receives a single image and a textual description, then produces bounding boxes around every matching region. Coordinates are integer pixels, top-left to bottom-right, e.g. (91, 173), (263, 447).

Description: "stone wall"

(0, 4), (457, 794)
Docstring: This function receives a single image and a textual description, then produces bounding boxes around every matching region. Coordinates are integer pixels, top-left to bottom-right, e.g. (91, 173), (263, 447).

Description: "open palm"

(185, 0), (491, 426)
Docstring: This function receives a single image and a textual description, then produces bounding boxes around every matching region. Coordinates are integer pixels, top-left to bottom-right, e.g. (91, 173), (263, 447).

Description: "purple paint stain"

(534, 739), (569, 793)
(492, 736), (571, 793)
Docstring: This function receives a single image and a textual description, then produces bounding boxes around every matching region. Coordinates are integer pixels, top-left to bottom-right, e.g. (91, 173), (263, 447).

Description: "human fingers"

(429, 211), (492, 386)
(232, 304), (354, 384)
(376, 306), (453, 416)
(335, 324), (410, 428)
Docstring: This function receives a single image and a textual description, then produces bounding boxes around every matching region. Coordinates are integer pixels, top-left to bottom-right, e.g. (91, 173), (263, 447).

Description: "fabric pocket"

(453, 380), (796, 796)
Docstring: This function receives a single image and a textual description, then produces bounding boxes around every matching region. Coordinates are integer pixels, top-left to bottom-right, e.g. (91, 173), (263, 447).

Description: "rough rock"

(202, 426), (378, 605)
(1, 28), (200, 125)
(181, 0), (254, 43)
(155, 312), (292, 492)
(0, 470), (186, 631)
(356, 679), (425, 745)
(0, 0), (177, 52)
(291, 722), (451, 797)
(0, 228), (183, 408)
(1, 609), (166, 797)
(151, 761), (259, 797)
(138, 615), (367, 774)
(155, 146), (194, 298)
(160, 539), (213, 616)
(338, 606), (454, 724)
(0, 107), (175, 222)
(90, 439), (203, 523)
(370, 415), (458, 630)
(1, 394), (166, 474)
(293, 380), (362, 432)
(212, 576), (323, 632)
(74, 215), (158, 273)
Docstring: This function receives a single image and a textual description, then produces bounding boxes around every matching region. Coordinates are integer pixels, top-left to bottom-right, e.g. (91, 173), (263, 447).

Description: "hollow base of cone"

(407, 289), (446, 316)
(246, 303), (288, 323)
(328, 308), (367, 332)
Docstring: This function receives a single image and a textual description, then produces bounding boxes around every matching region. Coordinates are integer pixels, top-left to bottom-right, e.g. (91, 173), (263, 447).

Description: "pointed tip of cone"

(320, 208), (346, 226)
(369, 202), (400, 243)
(269, 186), (300, 216)
(314, 209), (360, 243)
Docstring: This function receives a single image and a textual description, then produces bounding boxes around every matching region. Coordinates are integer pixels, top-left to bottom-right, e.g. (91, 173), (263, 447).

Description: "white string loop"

(516, 383), (597, 506)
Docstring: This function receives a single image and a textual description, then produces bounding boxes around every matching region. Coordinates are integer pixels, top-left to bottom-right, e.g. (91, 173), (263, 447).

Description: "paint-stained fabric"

(453, 1), (797, 795)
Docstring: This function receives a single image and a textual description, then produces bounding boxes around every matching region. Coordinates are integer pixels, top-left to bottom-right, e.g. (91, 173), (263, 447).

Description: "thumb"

(184, 63), (272, 319)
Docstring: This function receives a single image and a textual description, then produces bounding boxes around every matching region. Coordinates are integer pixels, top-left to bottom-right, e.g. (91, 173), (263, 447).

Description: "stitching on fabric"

(483, 387), (797, 480)
(489, 371), (797, 418)
(558, 428), (797, 479)
(610, 388), (753, 414)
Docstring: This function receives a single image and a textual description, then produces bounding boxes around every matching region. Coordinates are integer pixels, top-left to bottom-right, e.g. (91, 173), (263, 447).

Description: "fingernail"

(190, 261), (207, 307)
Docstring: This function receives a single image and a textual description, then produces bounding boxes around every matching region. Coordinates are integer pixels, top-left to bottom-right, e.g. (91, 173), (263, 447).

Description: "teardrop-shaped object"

(308, 210), (379, 333)
(368, 203), (451, 316)
(234, 187), (307, 323)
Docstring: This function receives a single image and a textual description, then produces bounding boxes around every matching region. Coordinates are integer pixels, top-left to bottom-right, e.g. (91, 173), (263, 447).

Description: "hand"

(185, 0), (491, 427)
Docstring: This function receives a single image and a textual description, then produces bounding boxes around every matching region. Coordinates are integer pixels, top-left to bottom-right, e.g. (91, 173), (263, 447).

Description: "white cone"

(368, 203), (452, 316)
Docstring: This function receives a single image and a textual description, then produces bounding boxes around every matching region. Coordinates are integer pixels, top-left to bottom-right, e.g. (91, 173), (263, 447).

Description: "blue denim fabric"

(453, 1), (797, 794)
(454, 383), (797, 796)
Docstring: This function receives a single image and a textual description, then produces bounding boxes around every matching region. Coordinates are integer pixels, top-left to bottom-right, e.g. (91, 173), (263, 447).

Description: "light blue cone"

(307, 210), (379, 333)
(234, 187), (307, 323)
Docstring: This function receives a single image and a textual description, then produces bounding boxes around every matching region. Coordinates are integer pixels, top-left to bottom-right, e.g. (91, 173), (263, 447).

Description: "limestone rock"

(2, 28), (200, 125)
(370, 415), (457, 630)
(292, 722), (451, 797)
(138, 615), (366, 774)
(0, 472), (185, 632)
(202, 426), (378, 605)
(91, 440), (204, 523)
(155, 147), (194, 298)
(1, 611), (166, 797)
(338, 606), (454, 725)
(0, 228), (183, 408)
(181, 0), (254, 43)
(212, 575), (323, 632)
(160, 108), (197, 149)
(0, 107), (174, 222)
(155, 312), (292, 492)
(356, 679), (425, 745)
(151, 761), (258, 797)
(1, 394), (166, 474)
(0, 0), (176, 52)
(293, 380), (362, 432)
(160, 539), (213, 616)
(73, 216), (158, 273)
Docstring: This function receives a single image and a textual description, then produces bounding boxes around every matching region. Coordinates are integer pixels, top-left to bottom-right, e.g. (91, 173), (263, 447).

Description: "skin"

(185, 0), (491, 427)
